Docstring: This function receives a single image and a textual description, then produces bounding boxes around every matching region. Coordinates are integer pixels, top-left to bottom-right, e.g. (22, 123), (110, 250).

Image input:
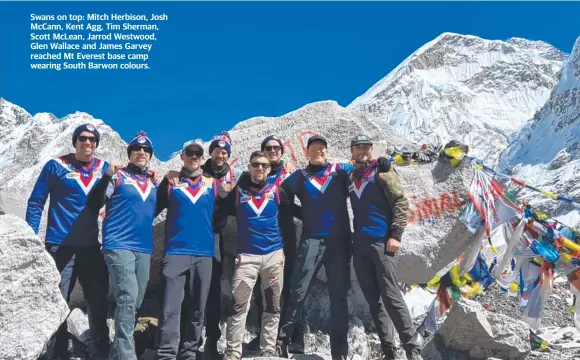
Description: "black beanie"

(72, 123), (100, 148)
(260, 135), (284, 155)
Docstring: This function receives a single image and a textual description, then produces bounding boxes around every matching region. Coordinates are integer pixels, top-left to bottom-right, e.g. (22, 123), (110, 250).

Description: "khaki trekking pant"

(226, 248), (285, 357)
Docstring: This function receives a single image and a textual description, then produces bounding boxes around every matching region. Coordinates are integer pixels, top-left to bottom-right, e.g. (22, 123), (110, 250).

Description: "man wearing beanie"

(26, 123), (111, 359)
(202, 131), (244, 358)
(276, 134), (392, 360)
(88, 130), (159, 360)
(239, 135), (306, 354)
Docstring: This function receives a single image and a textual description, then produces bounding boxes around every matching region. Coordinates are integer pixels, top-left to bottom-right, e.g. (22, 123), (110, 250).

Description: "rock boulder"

(0, 213), (70, 360)
(440, 298), (531, 360)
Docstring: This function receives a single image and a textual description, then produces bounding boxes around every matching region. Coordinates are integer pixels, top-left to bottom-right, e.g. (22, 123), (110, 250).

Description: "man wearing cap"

(88, 131), (159, 360)
(348, 135), (422, 360)
(26, 123), (111, 360)
(238, 135), (306, 354)
(154, 141), (218, 360)
(275, 135), (391, 360)
(164, 131), (243, 357)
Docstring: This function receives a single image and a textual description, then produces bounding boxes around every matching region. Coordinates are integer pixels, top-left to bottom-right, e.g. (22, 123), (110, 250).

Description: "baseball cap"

(351, 134), (373, 147)
(307, 135), (328, 149)
(183, 141), (204, 153)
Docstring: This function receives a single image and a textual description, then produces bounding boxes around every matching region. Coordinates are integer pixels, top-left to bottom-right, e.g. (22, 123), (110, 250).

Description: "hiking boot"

(247, 335), (260, 351)
(289, 342), (305, 354)
(260, 350), (276, 357)
(222, 351), (241, 360)
(289, 333), (305, 354)
(204, 339), (220, 360)
(275, 339), (290, 358)
(406, 348), (423, 360)
(382, 346), (398, 360)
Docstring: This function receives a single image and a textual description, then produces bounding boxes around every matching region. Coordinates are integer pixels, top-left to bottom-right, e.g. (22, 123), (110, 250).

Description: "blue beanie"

(261, 135), (284, 154)
(209, 131), (232, 156)
(127, 131), (153, 158)
(72, 123), (100, 148)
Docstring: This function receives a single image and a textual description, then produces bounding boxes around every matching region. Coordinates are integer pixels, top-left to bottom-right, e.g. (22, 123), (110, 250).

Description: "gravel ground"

(65, 277), (580, 360)
(474, 279), (575, 329)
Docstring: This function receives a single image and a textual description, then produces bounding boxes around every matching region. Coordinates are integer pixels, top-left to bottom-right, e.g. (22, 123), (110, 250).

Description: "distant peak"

(554, 35), (580, 94)
(0, 98), (33, 126)
(32, 112), (58, 124)
(433, 32), (479, 41)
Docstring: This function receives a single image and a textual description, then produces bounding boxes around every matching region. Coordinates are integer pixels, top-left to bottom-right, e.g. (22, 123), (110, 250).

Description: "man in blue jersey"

(274, 135), (353, 360)
(155, 141), (218, 360)
(348, 135), (422, 360)
(164, 132), (243, 358)
(275, 135), (391, 359)
(240, 135), (306, 354)
(216, 151), (296, 360)
(88, 131), (158, 360)
(26, 123), (110, 360)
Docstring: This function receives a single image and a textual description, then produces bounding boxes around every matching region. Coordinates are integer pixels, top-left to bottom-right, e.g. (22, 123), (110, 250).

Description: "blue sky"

(1, 2), (579, 160)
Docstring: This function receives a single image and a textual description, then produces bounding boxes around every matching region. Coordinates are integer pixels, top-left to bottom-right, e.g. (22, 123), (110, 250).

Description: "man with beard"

(348, 135), (422, 360)
(26, 123), (111, 360)
(201, 132), (244, 357)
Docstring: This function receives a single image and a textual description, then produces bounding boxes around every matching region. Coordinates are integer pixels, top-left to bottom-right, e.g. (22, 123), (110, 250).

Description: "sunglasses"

(264, 145), (281, 152)
(250, 162), (270, 169)
(77, 135), (97, 143)
(184, 149), (203, 157)
(129, 145), (151, 152)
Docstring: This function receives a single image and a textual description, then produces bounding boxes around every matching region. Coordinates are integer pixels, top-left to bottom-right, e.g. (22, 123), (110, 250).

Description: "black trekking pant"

(205, 232), (224, 344)
(157, 255), (212, 359)
(46, 244), (110, 359)
(352, 241), (420, 353)
(278, 237), (351, 358)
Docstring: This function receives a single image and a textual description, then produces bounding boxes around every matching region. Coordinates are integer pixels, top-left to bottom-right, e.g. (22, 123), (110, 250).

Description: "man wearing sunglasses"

(239, 135), (305, 354)
(154, 141), (219, 360)
(348, 135), (422, 360)
(88, 131), (159, 360)
(26, 123), (111, 360)
(201, 131), (245, 357)
(216, 151), (299, 360)
(276, 134), (392, 360)
(164, 132), (243, 358)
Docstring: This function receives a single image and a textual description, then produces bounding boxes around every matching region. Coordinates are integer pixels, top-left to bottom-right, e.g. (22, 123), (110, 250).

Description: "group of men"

(26, 123), (423, 360)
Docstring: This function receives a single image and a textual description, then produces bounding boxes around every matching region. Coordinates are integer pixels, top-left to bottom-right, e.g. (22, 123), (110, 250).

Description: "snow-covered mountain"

(0, 99), (161, 217)
(348, 32), (564, 165)
(498, 36), (580, 221)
